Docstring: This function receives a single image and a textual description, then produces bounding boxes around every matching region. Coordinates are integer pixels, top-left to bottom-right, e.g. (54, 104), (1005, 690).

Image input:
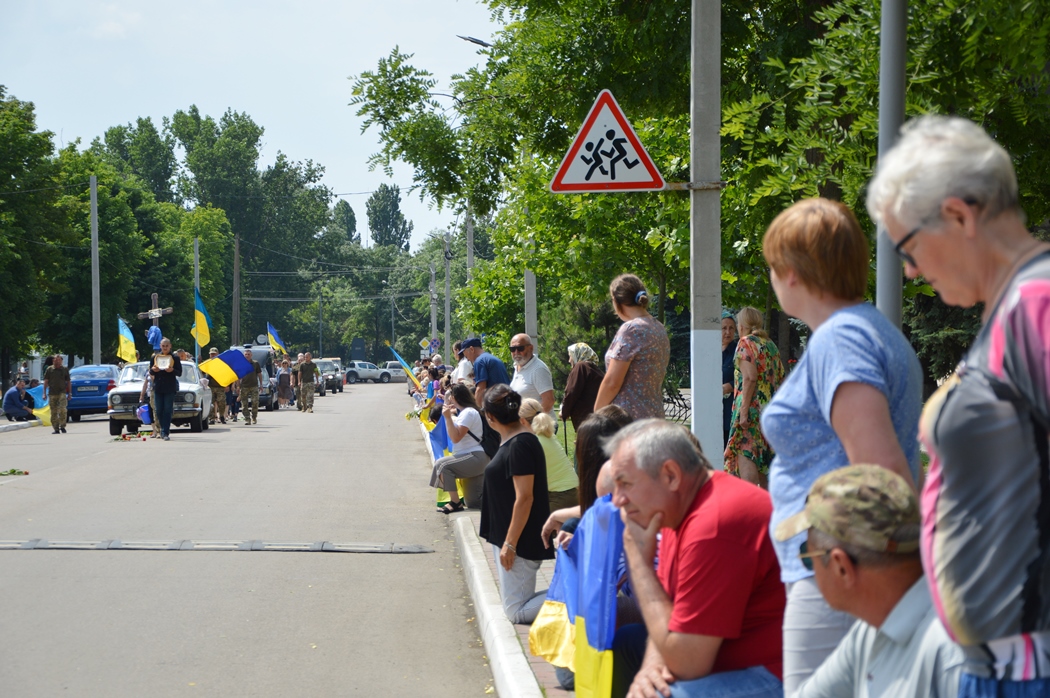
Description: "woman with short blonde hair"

(759, 197), (923, 693)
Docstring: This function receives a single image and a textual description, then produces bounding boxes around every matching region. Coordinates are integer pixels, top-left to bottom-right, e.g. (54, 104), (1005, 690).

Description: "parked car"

(315, 360), (342, 394)
(68, 364), (121, 421)
(322, 357), (344, 390)
(384, 361), (408, 383)
(344, 361), (392, 384)
(107, 361), (212, 436)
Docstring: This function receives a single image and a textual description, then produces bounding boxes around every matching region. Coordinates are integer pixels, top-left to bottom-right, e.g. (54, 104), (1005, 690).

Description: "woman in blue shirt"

(760, 198), (923, 695)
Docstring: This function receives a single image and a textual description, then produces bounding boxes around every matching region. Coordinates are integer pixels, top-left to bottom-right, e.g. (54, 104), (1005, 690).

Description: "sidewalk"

(419, 421), (574, 698)
(0, 419), (41, 434)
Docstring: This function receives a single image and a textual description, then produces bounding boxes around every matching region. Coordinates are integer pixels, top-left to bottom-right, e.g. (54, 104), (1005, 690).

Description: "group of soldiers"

(203, 348), (321, 425)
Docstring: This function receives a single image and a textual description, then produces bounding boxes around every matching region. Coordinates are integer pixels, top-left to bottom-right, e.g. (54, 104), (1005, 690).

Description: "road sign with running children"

(550, 90), (665, 193)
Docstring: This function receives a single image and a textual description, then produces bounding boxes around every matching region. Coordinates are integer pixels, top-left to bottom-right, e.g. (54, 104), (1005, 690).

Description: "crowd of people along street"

(411, 117), (1050, 698)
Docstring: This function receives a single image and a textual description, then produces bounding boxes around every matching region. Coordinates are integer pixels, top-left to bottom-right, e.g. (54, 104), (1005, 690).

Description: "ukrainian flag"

(198, 349), (254, 387)
(190, 289), (211, 348)
(267, 322), (288, 355)
(27, 384), (50, 426)
(529, 494), (623, 698)
(117, 317), (137, 363)
(387, 341), (422, 390)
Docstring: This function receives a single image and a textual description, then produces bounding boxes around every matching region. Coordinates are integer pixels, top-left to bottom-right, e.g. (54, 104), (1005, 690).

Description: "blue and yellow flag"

(190, 288), (211, 348)
(267, 322), (288, 355)
(26, 384), (50, 426)
(387, 341), (423, 390)
(117, 317), (137, 363)
(198, 349), (253, 388)
(529, 494), (624, 698)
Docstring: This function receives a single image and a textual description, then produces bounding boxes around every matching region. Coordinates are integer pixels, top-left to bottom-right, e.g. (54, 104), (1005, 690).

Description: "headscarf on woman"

(567, 343), (598, 365)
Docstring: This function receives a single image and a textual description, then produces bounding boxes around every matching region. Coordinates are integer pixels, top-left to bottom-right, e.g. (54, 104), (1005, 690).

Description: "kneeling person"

(776, 465), (964, 698)
(608, 420), (785, 698)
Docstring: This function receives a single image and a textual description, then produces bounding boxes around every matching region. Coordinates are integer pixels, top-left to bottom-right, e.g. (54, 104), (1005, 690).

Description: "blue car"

(68, 364), (121, 421)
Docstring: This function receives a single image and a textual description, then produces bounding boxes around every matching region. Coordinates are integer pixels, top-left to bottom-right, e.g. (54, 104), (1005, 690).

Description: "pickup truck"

(344, 361), (392, 384)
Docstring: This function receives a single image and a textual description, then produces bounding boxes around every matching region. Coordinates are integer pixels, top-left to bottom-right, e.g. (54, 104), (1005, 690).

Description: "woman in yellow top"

(519, 398), (579, 511)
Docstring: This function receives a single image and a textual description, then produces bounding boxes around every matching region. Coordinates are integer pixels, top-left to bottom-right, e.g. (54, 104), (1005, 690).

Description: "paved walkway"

(417, 420), (574, 698)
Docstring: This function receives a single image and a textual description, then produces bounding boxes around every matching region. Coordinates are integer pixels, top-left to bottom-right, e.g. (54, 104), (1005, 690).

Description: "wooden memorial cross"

(136, 292), (174, 327)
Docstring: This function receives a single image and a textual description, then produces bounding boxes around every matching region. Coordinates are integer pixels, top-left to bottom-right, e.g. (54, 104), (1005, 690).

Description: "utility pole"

(390, 294), (396, 347)
(465, 206), (475, 281)
(875, 0), (907, 328)
(444, 233), (452, 355)
(689, 0), (724, 468)
(429, 263), (438, 349)
(193, 237), (200, 360)
(318, 286), (323, 356)
(233, 232), (241, 346)
(90, 175), (101, 365)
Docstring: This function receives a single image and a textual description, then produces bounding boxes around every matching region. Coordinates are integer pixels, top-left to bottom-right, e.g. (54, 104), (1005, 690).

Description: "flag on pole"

(267, 322), (288, 355)
(198, 349), (254, 387)
(190, 289), (211, 348)
(386, 341), (422, 390)
(117, 317), (137, 363)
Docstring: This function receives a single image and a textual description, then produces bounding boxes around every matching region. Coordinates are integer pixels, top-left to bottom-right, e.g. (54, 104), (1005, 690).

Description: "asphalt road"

(0, 383), (492, 696)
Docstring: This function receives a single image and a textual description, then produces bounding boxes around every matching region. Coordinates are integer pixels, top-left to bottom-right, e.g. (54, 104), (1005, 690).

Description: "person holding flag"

(204, 347), (227, 424)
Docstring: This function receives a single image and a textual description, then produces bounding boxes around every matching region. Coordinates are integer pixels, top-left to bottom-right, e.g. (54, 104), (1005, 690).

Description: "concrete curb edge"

(0, 420), (41, 434)
(455, 515), (544, 698)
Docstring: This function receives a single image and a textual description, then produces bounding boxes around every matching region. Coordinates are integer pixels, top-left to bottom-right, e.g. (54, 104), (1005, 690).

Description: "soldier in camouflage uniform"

(239, 349), (263, 425)
(204, 347), (227, 424)
(293, 352), (305, 411)
(43, 354), (71, 434)
(298, 352), (320, 413)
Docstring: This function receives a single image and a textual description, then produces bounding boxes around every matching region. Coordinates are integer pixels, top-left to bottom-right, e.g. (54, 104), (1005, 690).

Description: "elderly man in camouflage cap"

(776, 464), (963, 698)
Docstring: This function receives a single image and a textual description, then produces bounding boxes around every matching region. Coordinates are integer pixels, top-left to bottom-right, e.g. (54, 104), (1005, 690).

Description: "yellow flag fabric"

(529, 600), (576, 670)
(117, 317), (137, 363)
(32, 407), (51, 427)
(574, 616), (614, 698)
(190, 289), (211, 347)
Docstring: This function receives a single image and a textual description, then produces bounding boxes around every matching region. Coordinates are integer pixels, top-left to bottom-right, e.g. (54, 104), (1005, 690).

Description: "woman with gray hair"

(869, 115), (1050, 698)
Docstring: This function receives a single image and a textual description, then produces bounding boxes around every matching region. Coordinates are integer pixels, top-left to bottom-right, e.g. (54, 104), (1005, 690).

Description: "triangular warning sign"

(550, 90), (665, 193)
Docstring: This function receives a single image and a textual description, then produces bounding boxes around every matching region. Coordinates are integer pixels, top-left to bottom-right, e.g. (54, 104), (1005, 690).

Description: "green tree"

(366, 183), (413, 251)
(93, 117), (178, 203)
(39, 147), (147, 359)
(332, 199), (358, 244)
(0, 87), (65, 379)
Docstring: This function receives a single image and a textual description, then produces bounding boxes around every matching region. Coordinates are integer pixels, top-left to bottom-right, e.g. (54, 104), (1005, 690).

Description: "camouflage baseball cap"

(209, 347), (218, 355)
(774, 464), (920, 554)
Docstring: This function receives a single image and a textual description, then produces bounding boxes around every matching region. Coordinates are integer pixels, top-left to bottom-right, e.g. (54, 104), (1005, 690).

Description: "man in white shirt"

(776, 465), (964, 698)
(508, 333), (555, 417)
(450, 341), (473, 383)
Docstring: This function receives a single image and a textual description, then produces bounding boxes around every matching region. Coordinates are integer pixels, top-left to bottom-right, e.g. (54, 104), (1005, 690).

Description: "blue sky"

(0, 0), (501, 250)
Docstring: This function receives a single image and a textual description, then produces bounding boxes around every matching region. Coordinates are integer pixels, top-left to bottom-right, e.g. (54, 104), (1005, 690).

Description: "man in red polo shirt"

(606, 420), (785, 698)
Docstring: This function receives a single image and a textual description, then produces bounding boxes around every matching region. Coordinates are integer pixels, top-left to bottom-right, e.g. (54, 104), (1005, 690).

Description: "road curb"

(0, 420), (41, 434)
(454, 515), (544, 698)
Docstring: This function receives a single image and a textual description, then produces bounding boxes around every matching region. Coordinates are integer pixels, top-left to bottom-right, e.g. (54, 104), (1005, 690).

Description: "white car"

(344, 361), (392, 384)
(107, 361), (213, 436)
(384, 361), (408, 383)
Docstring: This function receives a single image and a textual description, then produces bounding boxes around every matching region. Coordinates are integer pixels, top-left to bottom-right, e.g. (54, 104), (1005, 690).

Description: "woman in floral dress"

(724, 306), (784, 486)
(593, 274), (670, 420)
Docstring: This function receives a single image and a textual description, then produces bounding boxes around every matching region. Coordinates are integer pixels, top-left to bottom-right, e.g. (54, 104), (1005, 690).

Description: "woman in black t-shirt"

(478, 384), (553, 624)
